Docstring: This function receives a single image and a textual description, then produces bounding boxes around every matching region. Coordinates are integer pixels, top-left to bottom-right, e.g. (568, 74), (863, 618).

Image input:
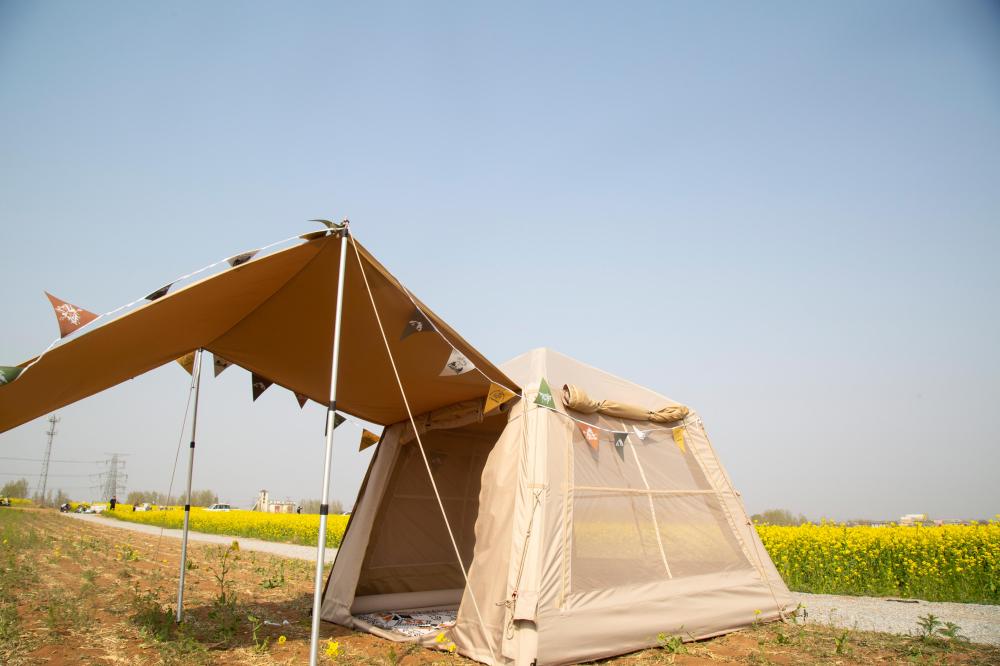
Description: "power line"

(0, 472), (94, 477)
(0, 456), (103, 464)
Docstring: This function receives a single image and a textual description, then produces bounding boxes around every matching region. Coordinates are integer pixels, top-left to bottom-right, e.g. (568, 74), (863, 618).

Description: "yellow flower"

(447, 643), (457, 653)
(278, 635), (287, 645)
(325, 640), (339, 657)
(435, 632), (447, 643)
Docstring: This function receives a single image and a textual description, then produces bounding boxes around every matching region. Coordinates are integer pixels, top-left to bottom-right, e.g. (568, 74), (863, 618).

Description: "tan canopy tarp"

(0, 232), (515, 432)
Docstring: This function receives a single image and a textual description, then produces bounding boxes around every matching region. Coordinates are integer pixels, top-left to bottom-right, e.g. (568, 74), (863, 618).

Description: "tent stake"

(309, 225), (350, 666)
(176, 349), (203, 623)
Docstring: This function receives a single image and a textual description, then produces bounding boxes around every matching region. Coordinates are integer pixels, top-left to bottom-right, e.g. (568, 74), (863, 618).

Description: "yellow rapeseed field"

(103, 507), (349, 548)
(757, 520), (1000, 604)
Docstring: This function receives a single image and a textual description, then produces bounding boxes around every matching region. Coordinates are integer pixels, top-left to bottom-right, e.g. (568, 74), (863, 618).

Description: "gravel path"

(795, 592), (1000, 646)
(62, 512), (338, 561)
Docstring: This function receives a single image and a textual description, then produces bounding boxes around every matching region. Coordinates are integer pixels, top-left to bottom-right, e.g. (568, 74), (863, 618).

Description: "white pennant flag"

(632, 425), (648, 441)
(212, 353), (232, 377)
(440, 348), (475, 376)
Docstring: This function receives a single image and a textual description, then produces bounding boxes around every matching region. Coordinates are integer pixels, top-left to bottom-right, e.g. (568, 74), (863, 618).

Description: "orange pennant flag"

(176, 351), (196, 375)
(483, 383), (516, 414)
(45, 292), (98, 338)
(672, 426), (686, 454)
(576, 421), (601, 451)
(359, 429), (380, 451)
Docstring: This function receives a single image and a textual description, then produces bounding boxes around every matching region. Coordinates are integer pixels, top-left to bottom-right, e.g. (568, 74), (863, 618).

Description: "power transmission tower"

(36, 414), (59, 502)
(98, 453), (128, 501)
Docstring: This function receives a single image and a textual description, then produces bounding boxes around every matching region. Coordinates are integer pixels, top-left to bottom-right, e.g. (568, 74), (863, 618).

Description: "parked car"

(134, 503), (153, 512)
(205, 503), (232, 511)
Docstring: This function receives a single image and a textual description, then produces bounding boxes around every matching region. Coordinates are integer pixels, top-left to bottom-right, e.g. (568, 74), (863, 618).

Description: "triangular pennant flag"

(613, 431), (629, 460)
(44, 292), (98, 338)
(534, 378), (556, 410)
(483, 383), (517, 413)
(440, 348), (475, 376)
(334, 413), (346, 428)
(576, 421), (601, 451)
(0, 366), (23, 386)
(295, 392), (308, 408)
(400, 307), (435, 340)
(227, 250), (258, 267)
(672, 426), (686, 454)
(251, 373), (272, 401)
(176, 351), (196, 375)
(359, 429), (380, 451)
(212, 353), (232, 377)
(146, 284), (171, 301)
(632, 425), (648, 441)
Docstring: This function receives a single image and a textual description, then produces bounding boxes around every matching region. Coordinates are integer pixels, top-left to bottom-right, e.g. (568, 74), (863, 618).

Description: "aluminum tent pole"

(309, 224), (350, 666)
(176, 349), (203, 623)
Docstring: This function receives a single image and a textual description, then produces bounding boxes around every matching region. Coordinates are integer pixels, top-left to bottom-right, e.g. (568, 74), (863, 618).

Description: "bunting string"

(392, 282), (696, 441)
(13, 231), (321, 381)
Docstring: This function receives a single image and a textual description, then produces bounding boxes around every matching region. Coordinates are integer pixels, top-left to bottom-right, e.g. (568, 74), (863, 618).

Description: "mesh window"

(568, 421), (752, 595)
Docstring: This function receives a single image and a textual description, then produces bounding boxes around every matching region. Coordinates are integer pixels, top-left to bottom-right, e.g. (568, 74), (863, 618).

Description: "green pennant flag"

(534, 378), (556, 410)
(0, 366), (23, 386)
(613, 432), (628, 460)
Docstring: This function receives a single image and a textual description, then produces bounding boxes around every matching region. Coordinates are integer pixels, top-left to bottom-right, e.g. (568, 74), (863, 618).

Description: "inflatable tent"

(321, 348), (794, 665)
(1, 227), (792, 664)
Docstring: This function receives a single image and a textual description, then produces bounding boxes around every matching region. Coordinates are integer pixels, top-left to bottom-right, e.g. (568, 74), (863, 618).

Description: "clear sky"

(1, 1), (998, 520)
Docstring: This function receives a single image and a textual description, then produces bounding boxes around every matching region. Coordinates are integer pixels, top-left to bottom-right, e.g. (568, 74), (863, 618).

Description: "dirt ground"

(2, 508), (997, 665)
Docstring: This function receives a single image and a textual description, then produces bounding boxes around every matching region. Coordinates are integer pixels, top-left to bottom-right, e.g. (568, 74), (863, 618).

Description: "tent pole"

(309, 226), (350, 666)
(176, 349), (203, 623)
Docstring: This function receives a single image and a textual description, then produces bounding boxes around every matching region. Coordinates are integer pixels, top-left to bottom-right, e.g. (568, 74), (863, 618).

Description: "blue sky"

(1, 1), (998, 519)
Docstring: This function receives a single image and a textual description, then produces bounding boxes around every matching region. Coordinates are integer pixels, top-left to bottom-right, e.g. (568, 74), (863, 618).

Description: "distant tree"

(298, 499), (344, 515)
(54, 489), (71, 506)
(189, 489), (219, 507)
(751, 508), (808, 526)
(1, 478), (30, 499)
(126, 490), (171, 505)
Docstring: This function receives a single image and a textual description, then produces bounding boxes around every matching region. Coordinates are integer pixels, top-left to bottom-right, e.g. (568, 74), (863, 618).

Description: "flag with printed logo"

(212, 354), (232, 377)
(613, 431), (628, 460)
(0, 366), (23, 386)
(576, 421), (601, 451)
(400, 307), (435, 340)
(176, 351), (196, 375)
(483, 383), (516, 413)
(227, 250), (258, 267)
(359, 429), (380, 451)
(251, 373), (272, 401)
(440, 348), (475, 376)
(44, 292), (98, 338)
(534, 378), (556, 410)
(672, 426), (686, 454)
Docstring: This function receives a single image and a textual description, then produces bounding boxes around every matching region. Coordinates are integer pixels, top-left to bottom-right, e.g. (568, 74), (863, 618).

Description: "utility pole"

(36, 414), (58, 502)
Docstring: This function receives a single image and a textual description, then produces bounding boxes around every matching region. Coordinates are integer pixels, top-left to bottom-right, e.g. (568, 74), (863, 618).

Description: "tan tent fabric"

(321, 349), (794, 665)
(561, 383), (690, 423)
(0, 233), (515, 431)
(398, 399), (485, 445)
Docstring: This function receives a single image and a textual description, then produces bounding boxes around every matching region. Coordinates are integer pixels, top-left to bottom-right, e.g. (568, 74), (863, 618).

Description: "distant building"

(899, 513), (927, 526)
(252, 489), (297, 514)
